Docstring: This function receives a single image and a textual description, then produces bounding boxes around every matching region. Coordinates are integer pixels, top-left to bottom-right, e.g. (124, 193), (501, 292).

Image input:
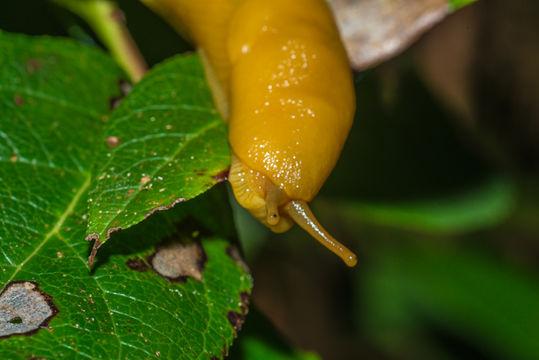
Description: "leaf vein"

(0, 86), (100, 117)
(90, 117), (222, 239)
(4, 174), (91, 283)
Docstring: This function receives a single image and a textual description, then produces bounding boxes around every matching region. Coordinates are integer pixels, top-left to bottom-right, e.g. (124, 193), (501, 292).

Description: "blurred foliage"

(450, 0), (477, 11)
(229, 309), (321, 360)
(360, 240), (539, 360)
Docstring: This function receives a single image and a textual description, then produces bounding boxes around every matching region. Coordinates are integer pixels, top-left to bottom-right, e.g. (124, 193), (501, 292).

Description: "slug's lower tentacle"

(265, 181), (287, 226)
(229, 153), (294, 233)
(284, 200), (358, 267)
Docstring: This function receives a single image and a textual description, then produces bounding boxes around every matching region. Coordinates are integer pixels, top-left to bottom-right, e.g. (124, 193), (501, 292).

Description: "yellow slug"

(142, 0), (357, 267)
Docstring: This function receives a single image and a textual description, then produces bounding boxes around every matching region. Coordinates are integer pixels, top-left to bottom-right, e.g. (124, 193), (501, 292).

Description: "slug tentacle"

(284, 201), (357, 267)
(229, 153), (294, 233)
(264, 181), (287, 226)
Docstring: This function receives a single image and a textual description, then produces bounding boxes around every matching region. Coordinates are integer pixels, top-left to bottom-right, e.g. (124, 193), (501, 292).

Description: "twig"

(53, 0), (147, 82)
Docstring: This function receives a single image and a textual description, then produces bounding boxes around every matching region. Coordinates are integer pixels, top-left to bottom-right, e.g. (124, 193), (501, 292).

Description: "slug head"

(229, 154), (357, 267)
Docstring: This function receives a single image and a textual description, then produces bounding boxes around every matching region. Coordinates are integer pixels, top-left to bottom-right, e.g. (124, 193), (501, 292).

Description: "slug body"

(142, 0), (357, 266)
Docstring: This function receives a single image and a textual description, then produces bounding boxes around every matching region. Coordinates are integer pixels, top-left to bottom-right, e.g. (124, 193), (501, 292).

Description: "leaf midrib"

(5, 173), (91, 284)
(89, 117), (224, 240)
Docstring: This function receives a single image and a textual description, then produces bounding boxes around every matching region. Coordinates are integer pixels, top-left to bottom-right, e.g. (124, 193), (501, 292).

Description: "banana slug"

(142, 0), (357, 266)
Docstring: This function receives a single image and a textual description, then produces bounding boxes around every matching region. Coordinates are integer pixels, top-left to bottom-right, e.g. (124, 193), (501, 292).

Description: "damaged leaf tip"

(88, 239), (102, 267)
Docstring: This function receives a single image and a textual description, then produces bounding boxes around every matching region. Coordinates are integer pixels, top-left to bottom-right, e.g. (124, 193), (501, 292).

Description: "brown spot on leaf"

(226, 288), (251, 337)
(227, 311), (245, 334)
(118, 79), (132, 96)
(125, 189), (135, 198)
(195, 169), (206, 177)
(140, 175), (151, 185)
(14, 95), (24, 106)
(109, 79), (131, 110)
(212, 169), (229, 183)
(149, 242), (206, 282)
(330, 0), (449, 70)
(125, 257), (149, 272)
(105, 136), (120, 148)
(222, 344), (228, 359)
(0, 281), (58, 339)
(26, 59), (42, 74)
(240, 292), (250, 306)
(239, 291), (250, 315)
(109, 97), (122, 110)
(10, 156), (17, 163)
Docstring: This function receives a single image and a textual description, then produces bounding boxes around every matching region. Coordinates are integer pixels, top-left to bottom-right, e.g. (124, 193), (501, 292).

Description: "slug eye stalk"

(284, 200), (357, 267)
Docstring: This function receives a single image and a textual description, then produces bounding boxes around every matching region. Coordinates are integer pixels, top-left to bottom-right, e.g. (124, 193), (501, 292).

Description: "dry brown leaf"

(330, 0), (450, 70)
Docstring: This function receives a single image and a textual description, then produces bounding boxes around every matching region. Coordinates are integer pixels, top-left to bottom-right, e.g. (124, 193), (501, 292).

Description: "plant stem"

(53, 0), (147, 82)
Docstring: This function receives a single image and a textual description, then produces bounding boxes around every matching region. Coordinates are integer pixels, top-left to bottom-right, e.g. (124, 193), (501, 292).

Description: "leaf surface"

(0, 32), (251, 359)
(86, 54), (229, 245)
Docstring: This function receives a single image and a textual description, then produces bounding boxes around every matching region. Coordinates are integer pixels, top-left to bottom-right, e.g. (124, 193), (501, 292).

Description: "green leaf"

(342, 176), (515, 233)
(360, 242), (539, 360)
(448, 0), (478, 12)
(86, 54), (229, 245)
(233, 337), (320, 360)
(0, 32), (251, 358)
